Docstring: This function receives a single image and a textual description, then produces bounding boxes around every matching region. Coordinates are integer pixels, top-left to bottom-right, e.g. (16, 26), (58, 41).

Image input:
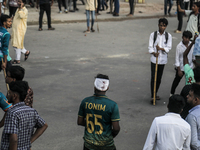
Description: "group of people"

(0, 65), (48, 149)
(144, 1), (200, 147)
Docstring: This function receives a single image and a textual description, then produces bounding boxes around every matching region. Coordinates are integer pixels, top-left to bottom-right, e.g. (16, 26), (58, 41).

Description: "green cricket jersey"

(78, 94), (120, 150)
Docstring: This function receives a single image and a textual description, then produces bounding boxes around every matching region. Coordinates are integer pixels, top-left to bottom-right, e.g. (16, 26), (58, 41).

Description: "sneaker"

(59, 11), (62, 14)
(64, 9), (68, 13)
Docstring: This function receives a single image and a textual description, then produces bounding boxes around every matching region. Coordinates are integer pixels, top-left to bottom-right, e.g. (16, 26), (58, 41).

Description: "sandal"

(24, 51), (30, 61)
(12, 60), (20, 64)
(38, 28), (43, 31)
(48, 27), (55, 30)
(84, 30), (90, 33)
(156, 96), (161, 100)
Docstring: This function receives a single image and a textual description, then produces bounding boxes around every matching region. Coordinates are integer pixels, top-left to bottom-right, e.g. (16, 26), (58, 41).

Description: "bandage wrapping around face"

(94, 78), (109, 91)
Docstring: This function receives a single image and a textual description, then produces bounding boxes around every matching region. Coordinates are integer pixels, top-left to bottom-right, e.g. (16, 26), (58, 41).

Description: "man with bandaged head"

(77, 74), (120, 150)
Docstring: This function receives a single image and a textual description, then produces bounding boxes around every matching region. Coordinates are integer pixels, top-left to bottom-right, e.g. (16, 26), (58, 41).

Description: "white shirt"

(143, 113), (191, 150)
(148, 31), (172, 65)
(174, 41), (195, 71)
(185, 10), (198, 40)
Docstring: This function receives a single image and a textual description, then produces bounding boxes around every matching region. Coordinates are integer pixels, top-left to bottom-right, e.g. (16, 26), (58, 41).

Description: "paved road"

(0, 17), (189, 149)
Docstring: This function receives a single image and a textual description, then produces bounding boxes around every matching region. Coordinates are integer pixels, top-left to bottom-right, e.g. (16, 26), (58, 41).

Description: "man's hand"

(3, 1), (6, 6)
(192, 34), (198, 44)
(1, 62), (6, 70)
(51, 1), (53, 6)
(178, 70), (183, 77)
(156, 45), (160, 51)
(153, 52), (159, 57)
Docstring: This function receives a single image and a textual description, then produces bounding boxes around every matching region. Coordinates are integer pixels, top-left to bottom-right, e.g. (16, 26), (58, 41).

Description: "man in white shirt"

(143, 94), (191, 150)
(170, 30), (195, 96)
(148, 18), (172, 103)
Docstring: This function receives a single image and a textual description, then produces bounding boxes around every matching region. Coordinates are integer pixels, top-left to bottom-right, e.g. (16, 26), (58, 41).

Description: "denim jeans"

(86, 10), (95, 28)
(114, 0), (119, 14)
(164, 0), (173, 15)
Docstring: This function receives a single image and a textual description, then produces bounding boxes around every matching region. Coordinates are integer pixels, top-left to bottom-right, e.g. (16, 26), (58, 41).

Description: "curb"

(27, 14), (176, 25)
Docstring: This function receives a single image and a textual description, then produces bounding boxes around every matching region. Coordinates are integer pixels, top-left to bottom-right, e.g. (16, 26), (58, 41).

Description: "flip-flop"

(24, 51), (30, 61)
(38, 28), (43, 31)
(48, 27), (55, 30)
(91, 29), (95, 32)
(12, 60), (20, 64)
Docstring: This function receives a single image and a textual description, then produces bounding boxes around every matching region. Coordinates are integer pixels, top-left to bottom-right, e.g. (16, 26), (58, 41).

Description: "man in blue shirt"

(186, 83), (200, 149)
(78, 74), (120, 150)
(0, 14), (12, 72)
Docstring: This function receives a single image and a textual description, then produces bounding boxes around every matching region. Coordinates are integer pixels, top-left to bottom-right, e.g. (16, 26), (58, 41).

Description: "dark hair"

(158, 18), (168, 26)
(7, 66), (25, 81)
(1, 14), (10, 25)
(190, 83), (200, 99)
(168, 94), (185, 113)
(9, 81), (29, 102)
(95, 74), (109, 80)
(194, 66), (200, 82)
(183, 30), (193, 39)
(194, 2), (200, 8)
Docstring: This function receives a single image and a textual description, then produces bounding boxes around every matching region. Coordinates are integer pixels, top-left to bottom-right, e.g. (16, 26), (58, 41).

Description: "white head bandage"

(94, 78), (109, 91)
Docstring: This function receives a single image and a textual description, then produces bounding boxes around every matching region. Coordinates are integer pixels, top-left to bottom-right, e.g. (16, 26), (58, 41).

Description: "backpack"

(187, 12), (200, 32)
(153, 31), (168, 46)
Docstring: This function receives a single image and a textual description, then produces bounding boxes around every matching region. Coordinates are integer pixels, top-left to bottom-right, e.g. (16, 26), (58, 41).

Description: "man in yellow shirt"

(11, 0), (30, 64)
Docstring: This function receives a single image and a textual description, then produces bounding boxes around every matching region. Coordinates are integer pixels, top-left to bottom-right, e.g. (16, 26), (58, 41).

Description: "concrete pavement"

(3, 0), (177, 25)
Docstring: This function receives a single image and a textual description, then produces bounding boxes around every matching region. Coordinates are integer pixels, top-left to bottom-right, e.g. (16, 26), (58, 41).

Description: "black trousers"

(39, 3), (52, 28)
(184, 1), (189, 10)
(73, 0), (77, 10)
(97, 0), (101, 13)
(129, 0), (134, 14)
(190, 0), (194, 10)
(58, 0), (67, 11)
(151, 62), (165, 98)
(9, 6), (18, 17)
(177, 11), (183, 31)
(170, 69), (184, 95)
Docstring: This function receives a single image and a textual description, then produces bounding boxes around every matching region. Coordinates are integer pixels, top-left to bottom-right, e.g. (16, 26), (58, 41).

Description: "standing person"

(57, 0), (68, 13)
(113, 0), (119, 16)
(185, 83), (200, 149)
(178, 2), (200, 40)
(143, 95), (191, 150)
(6, 65), (33, 107)
(148, 18), (172, 103)
(3, 0), (18, 18)
(175, 0), (184, 33)
(11, 0), (30, 64)
(0, 14), (12, 72)
(170, 31), (194, 96)
(0, 81), (48, 150)
(36, 0), (55, 31)
(84, 0), (97, 33)
(164, 0), (173, 16)
(77, 74), (120, 150)
(126, 0), (134, 17)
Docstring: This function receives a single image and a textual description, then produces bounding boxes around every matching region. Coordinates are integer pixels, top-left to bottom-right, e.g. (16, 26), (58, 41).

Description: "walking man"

(148, 18), (172, 103)
(77, 74), (120, 150)
(170, 31), (194, 96)
(143, 94), (191, 150)
(12, 0), (30, 64)
(36, 0), (55, 31)
(126, 0), (134, 17)
(1, 81), (48, 150)
(164, 0), (173, 15)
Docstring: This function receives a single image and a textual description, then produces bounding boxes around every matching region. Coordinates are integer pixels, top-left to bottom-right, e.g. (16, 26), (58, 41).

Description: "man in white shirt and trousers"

(143, 94), (191, 150)
(148, 18), (172, 103)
